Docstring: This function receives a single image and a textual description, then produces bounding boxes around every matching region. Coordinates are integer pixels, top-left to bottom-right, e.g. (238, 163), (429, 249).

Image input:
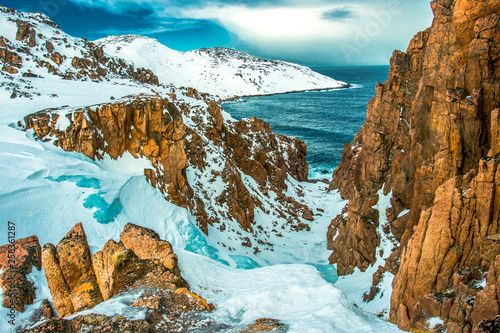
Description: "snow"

(0, 11), (17, 41)
(95, 151), (153, 176)
(334, 189), (398, 320)
(95, 35), (348, 100)
(0, 6), (402, 333)
(179, 250), (401, 333)
(427, 317), (444, 328)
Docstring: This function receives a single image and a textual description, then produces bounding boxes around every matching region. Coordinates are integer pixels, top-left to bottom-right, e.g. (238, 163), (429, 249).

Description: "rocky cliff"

(328, 0), (500, 331)
(21, 90), (312, 246)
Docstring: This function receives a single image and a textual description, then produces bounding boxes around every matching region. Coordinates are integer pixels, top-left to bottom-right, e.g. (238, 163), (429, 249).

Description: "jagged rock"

(241, 318), (287, 332)
(42, 223), (103, 317)
(50, 52), (63, 66)
(120, 223), (182, 276)
(21, 313), (153, 333)
(22, 94), (310, 235)
(327, 0), (500, 330)
(16, 20), (36, 47)
(0, 48), (23, 67)
(43, 222), (200, 320)
(131, 288), (213, 312)
(0, 236), (41, 311)
(471, 255), (500, 328)
(21, 287), (217, 333)
(473, 315), (500, 333)
(45, 40), (54, 53)
(92, 240), (183, 301)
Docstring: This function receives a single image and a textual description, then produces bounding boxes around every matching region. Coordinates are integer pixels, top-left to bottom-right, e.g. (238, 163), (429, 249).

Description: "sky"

(2, 0), (434, 66)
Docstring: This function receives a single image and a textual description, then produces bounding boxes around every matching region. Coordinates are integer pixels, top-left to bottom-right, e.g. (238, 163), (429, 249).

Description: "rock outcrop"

(42, 223), (190, 318)
(21, 287), (216, 333)
(0, 223), (217, 332)
(0, 236), (42, 312)
(328, 0), (500, 331)
(22, 92), (310, 238)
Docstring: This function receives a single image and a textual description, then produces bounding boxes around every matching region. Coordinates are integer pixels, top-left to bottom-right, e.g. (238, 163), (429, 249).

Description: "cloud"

(322, 6), (355, 21)
(66, 0), (434, 65)
(95, 18), (205, 36)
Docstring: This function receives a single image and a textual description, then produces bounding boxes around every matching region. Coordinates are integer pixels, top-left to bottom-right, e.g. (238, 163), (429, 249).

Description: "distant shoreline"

(219, 83), (352, 103)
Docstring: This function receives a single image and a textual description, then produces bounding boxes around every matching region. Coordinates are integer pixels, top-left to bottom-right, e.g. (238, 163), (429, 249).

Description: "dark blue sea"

(221, 66), (390, 179)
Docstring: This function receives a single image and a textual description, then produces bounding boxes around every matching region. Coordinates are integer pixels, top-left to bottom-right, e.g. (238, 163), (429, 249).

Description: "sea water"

(222, 66), (390, 179)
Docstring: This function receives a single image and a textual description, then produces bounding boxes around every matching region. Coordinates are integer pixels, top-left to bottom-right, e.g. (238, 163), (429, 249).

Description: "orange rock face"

(0, 236), (41, 311)
(328, 0), (500, 331)
(22, 93), (310, 235)
(42, 223), (196, 318)
(42, 223), (102, 317)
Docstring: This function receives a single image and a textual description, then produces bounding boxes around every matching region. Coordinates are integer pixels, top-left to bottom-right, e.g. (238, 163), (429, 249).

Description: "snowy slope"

(0, 5), (400, 333)
(96, 35), (348, 99)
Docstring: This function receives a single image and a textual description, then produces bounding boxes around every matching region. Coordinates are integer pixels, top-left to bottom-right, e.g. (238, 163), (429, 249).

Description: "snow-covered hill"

(96, 35), (348, 100)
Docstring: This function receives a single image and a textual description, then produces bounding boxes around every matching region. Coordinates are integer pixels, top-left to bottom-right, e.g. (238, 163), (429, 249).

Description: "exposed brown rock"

(91, 240), (183, 301)
(41, 243), (75, 317)
(473, 315), (500, 333)
(21, 287), (218, 333)
(50, 52), (63, 66)
(241, 318), (287, 332)
(16, 20), (36, 47)
(21, 313), (153, 333)
(471, 256), (500, 328)
(120, 223), (182, 276)
(45, 40), (54, 53)
(0, 236), (41, 311)
(0, 48), (23, 66)
(42, 223), (102, 317)
(23, 94), (310, 235)
(42, 222), (198, 319)
(327, 0), (500, 330)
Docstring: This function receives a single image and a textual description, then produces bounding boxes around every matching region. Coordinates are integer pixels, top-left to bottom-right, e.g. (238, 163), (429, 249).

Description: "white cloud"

(175, 1), (433, 64)
(67, 0), (434, 65)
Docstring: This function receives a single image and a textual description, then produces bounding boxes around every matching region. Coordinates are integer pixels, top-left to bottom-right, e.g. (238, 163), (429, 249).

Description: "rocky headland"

(328, 0), (500, 331)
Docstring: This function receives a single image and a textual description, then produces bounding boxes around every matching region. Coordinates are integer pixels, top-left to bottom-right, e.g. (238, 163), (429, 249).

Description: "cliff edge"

(328, 0), (500, 331)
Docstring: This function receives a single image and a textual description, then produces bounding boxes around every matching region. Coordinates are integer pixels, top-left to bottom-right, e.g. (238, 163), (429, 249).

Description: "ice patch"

(83, 194), (123, 224)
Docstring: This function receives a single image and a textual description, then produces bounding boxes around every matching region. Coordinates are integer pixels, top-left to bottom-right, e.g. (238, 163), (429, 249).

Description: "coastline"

(219, 83), (352, 103)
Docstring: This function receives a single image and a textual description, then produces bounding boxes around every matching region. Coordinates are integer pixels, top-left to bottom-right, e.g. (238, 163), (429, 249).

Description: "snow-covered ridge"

(96, 34), (349, 100)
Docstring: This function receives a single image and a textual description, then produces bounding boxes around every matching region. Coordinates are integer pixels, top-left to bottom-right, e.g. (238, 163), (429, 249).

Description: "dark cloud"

(322, 7), (355, 21)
